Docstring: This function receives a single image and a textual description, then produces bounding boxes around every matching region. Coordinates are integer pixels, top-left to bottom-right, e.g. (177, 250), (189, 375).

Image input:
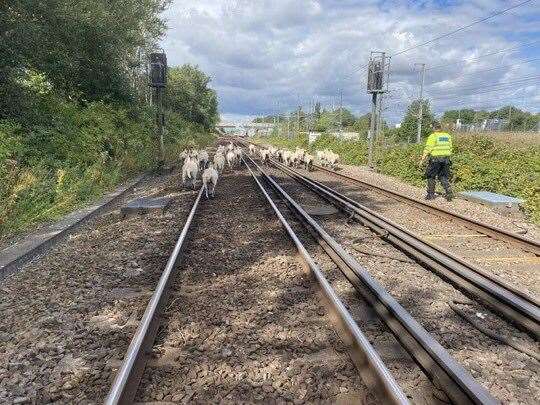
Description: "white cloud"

(162, 0), (540, 122)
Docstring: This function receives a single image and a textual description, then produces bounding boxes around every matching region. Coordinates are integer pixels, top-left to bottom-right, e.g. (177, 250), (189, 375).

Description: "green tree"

(398, 100), (434, 141)
(442, 109), (475, 125)
(1, 0), (169, 114)
(353, 113), (371, 137)
(166, 65), (219, 131)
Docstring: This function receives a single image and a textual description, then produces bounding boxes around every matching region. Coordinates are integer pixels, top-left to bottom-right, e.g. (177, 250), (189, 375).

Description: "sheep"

(292, 148), (305, 168)
(316, 149), (340, 169)
(226, 149), (236, 169)
(182, 156), (199, 189)
(325, 150), (340, 169)
(303, 153), (314, 171)
(214, 152), (225, 173)
(259, 149), (270, 164)
(227, 142), (234, 151)
(234, 146), (243, 163)
(248, 144), (256, 155)
(281, 150), (293, 166)
(198, 150), (209, 170)
(202, 163), (219, 198)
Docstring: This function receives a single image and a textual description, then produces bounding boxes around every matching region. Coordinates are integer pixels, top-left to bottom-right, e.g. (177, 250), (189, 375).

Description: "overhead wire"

(389, 0), (535, 57)
(425, 39), (540, 71)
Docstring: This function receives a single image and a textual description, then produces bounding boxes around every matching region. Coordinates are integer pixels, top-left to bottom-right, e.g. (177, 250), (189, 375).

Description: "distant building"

(216, 121), (275, 137)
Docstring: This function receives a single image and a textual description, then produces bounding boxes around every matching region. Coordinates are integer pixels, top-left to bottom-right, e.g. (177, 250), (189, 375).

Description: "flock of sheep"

(180, 142), (243, 198)
(180, 141), (341, 198)
(250, 144), (340, 170)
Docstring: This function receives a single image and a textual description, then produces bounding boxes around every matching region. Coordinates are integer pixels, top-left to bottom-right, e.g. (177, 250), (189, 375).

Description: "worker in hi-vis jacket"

(420, 122), (453, 201)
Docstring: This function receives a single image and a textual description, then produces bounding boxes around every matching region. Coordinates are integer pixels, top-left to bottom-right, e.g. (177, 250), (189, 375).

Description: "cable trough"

(272, 160), (540, 338)
(243, 154), (499, 405)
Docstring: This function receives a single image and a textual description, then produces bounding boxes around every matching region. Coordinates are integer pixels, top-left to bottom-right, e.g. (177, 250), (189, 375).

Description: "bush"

(0, 95), (214, 239)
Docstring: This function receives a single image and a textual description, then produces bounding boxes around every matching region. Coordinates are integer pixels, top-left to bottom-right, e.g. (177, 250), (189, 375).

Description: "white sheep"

(227, 142), (234, 151)
(182, 156), (199, 189)
(234, 146), (243, 163)
(259, 149), (270, 164)
(202, 163), (219, 198)
(303, 154), (314, 171)
(198, 150), (209, 170)
(249, 144), (256, 155)
(226, 150), (236, 169)
(214, 152), (225, 173)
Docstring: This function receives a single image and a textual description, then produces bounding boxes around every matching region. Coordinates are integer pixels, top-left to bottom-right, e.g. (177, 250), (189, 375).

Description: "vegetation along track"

(243, 150), (539, 403)
(243, 155), (503, 404)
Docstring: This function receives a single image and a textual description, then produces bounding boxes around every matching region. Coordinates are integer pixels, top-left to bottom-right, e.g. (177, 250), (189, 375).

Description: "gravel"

(0, 169), (200, 403)
(266, 165), (540, 405)
(135, 170), (370, 404)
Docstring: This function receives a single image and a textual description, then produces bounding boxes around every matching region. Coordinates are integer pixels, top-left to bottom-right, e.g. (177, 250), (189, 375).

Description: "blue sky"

(161, 0), (539, 123)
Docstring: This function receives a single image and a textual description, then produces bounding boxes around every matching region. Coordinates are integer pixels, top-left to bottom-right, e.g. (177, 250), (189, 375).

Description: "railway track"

(242, 155), (500, 405)
(269, 159), (540, 338)
(106, 187), (205, 404)
(105, 158), (502, 404)
(104, 146), (537, 404)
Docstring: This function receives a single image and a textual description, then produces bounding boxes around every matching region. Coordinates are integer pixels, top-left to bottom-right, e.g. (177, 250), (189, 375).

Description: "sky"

(161, 0), (540, 124)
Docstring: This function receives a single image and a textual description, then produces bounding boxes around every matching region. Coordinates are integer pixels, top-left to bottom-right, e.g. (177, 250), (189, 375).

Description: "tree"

(166, 65), (219, 131)
(314, 101), (322, 119)
(398, 100), (434, 141)
(442, 109), (475, 125)
(353, 113), (371, 137)
(1, 0), (169, 113)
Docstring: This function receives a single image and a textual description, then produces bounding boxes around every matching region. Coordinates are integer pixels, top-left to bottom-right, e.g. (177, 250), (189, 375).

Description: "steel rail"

(314, 164), (540, 256)
(242, 157), (409, 405)
(243, 154), (499, 405)
(105, 187), (204, 405)
(272, 161), (540, 338)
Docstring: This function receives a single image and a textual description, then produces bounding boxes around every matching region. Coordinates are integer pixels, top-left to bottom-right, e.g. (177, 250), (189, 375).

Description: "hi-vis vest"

(424, 132), (452, 157)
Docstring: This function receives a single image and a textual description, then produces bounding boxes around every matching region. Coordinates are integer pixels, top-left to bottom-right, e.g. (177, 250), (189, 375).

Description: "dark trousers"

(425, 156), (452, 196)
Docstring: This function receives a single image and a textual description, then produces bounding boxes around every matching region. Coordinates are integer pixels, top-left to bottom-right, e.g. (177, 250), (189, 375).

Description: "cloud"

(162, 0), (539, 122)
